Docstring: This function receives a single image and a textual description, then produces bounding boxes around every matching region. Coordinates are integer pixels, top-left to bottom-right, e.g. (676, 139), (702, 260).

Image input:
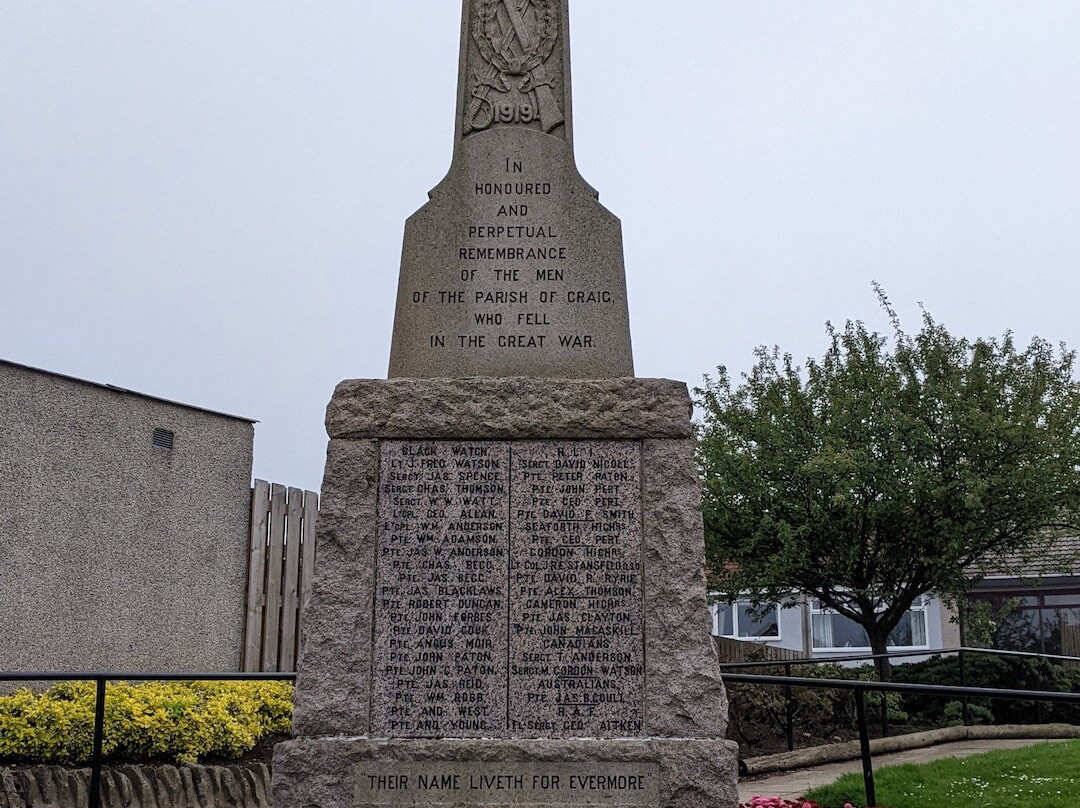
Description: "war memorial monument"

(273, 2), (739, 806)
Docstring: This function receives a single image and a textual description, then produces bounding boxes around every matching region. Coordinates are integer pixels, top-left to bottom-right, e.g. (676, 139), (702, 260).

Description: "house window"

(811, 595), (929, 650)
(970, 590), (1080, 656)
(713, 600), (781, 640)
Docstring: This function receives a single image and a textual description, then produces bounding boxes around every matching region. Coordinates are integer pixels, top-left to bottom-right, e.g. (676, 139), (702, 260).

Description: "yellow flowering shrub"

(0, 681), (293, 765)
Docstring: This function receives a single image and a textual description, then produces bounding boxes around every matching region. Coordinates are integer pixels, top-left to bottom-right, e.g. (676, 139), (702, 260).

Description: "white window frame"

(712, 598), (783, 642)
(810, 594), (930, 652)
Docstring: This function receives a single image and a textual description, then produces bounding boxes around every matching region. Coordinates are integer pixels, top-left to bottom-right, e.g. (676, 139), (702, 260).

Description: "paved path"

(737, 738), (1063, 803)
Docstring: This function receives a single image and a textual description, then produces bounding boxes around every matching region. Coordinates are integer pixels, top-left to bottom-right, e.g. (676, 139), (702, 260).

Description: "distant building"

(0, 359), (255, 673)
(711, 539), (1079, 662)
(967, 538), (1080, 658)
(710, 592), (957, 663)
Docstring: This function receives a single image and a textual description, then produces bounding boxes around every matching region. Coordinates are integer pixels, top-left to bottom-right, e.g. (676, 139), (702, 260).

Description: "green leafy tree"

(697, 291), (1080, 678)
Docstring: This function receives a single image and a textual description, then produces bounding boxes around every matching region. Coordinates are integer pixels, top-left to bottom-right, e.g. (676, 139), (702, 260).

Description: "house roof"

(1, 358), (258, 424)
(978, 535), (1080, 580)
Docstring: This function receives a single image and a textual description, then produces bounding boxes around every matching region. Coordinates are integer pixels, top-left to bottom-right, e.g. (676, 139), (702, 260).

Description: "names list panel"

(374, 441), (643, 739)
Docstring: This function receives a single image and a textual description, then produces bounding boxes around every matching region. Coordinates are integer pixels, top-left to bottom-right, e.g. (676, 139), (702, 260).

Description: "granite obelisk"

(273, 2), (738, 806)
(388, 0), (632, 379)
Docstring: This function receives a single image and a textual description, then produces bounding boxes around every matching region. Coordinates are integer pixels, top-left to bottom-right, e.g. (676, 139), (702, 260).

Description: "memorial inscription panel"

(508, 442), (643, 736)
(388, 133), (634, 378)
(354, 762), (659, 808)
(374, 441), (643, 739)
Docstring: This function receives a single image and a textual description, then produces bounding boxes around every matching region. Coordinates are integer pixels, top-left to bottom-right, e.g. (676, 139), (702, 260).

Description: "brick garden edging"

(0, 763), (272, 808)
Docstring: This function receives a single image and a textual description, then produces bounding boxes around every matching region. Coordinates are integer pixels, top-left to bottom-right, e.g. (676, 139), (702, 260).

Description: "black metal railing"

(720, 646), (1080, 753)
(3, 660), (1079, 808)
(722, 671), (1080, 808)
(0, 671), (296, 808)
(720, 645), (1080, 671)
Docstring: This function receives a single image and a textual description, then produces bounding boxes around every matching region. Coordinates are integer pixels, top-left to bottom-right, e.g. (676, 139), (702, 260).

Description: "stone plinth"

(273, 379), (736, 808)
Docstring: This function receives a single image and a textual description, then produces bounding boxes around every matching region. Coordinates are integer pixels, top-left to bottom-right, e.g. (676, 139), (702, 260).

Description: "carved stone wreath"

(473, 0), (559, 76)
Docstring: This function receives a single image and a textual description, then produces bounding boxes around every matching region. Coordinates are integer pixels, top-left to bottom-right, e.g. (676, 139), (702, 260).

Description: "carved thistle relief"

(464, 0), (565, 137)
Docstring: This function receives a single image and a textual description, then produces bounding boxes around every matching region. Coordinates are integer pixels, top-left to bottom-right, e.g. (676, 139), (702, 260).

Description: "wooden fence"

(242, 481), (319, 672)
(713, 635), (806, 664)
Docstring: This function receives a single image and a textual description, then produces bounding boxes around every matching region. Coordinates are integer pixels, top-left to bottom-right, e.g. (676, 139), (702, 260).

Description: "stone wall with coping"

(0, 360), (253, 673)
(0, 763), (272, 808)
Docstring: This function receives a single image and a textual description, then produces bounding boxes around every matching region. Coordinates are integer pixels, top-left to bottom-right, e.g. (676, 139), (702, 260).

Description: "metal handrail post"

(784, 662), (795, 752)
(855, 688), (876, 808)
(959, 648), (970, 726)
(89, 677), (106, 808)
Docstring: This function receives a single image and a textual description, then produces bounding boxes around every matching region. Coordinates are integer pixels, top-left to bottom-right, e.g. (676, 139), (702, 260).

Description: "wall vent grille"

(152, 428), (175, 450)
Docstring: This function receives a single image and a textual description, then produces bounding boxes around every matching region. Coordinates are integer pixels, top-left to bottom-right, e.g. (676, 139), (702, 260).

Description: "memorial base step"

(273, 737), (737, 808)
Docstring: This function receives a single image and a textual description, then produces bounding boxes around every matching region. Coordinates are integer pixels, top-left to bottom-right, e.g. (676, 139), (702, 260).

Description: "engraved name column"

(373, 442), (510, 737)
(509, 441), (645, 737)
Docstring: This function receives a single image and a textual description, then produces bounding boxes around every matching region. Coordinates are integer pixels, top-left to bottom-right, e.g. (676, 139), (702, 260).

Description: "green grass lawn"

(803, 740), (1080, 808)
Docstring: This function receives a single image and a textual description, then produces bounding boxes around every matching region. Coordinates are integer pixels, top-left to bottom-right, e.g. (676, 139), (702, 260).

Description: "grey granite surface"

(388, 129), (633, 379)
(508, 441), (644, 738)
(386, 2), (631, 379)
(327, 378), (693, 440)
(372, 441), (512, 738)
(641, 439), (729, 737)
(291, 439), (379, 738)
(291, 380), (727, 741)
(370, 439), (646, 740)
(275, 738), (737, 808)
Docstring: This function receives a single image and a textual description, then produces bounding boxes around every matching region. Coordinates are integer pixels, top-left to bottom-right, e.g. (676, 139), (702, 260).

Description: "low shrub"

(0, 680), (293, 765)
(891, 653), (1080, 725)
(939, 699), (993, 726)
(727, 663), (909, 755)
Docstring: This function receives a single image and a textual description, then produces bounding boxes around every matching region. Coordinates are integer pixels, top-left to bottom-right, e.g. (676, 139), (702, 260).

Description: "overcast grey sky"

(3, 1), (1079, 491)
